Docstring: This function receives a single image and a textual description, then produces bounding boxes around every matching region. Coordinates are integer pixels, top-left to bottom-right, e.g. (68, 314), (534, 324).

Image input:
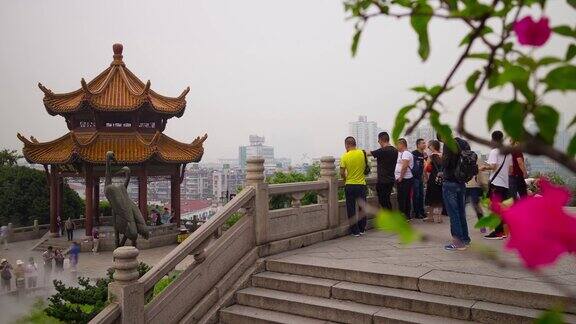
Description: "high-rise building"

(349, 116), (379, 151)
(239, 135), (275, 170)
(404, 121), (437, 150)
(212, 166), (246, 203)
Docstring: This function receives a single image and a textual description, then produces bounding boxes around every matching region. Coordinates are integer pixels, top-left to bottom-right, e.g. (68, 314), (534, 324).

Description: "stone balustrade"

(89, 156), (386, 324)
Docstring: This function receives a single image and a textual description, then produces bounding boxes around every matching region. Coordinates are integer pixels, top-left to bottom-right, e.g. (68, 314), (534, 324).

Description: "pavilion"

(18, 43), (207, 237)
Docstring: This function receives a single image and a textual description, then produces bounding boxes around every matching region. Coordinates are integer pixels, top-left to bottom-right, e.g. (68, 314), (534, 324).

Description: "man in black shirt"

(368, 132), (398, 210)
(441, 137), (471, 251)
(411, 139), (427, 219)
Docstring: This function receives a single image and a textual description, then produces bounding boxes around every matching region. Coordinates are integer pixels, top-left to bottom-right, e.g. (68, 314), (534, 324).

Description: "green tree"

(267, 164), (320, 209)
(0, 149), (23, 167)
(0, 165), (84, 226)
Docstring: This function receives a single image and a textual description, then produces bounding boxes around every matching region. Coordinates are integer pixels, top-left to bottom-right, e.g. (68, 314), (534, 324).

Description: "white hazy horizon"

(1, 0), (574, 163)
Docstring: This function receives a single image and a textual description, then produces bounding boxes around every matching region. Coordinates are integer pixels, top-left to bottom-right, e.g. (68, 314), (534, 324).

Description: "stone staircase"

(220, 257), (576, 324)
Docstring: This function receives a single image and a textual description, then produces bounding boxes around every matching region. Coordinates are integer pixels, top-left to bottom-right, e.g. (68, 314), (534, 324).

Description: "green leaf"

(466, 71), (481, 94)
(474, 214), (502, 230)
(568, 134), (576, 157)
(392, 104), (415, 142)
(460, 26), (493, 46)
(487, 102), (507, 129)
(497, 65), (530, 87)
(501, 101), (525, 140)
(517, 56), (537, 71)
(410, 85), (429, 93)
(429, 110), (457, 152)
(535, 307), (565, 324)
(537, 56), (562, 66)
(351, 29), (362, 57)
(568, 0), (576, 9)
(410, 2), (433, 61)
(374, 209), (422, 245)
(428, 85), (443, 97)
(533, 105), (560, 144)
(566, 44), (576, 61)
(552, 25), (576, 38)
(459, 1), (492, 19)
(543, 65), (576, 91)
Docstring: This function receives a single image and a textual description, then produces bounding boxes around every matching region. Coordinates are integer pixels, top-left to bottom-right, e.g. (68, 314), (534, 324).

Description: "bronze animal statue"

(104, 151), (150, 247)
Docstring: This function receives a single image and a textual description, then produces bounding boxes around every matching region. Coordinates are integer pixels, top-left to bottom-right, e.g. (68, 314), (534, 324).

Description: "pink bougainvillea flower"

(513, 16), (551, 47)
(490, 178), (576, 269)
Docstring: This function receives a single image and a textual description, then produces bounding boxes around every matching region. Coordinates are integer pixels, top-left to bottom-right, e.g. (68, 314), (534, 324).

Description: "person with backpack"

(340, 136), (368, 237)
(395, 138), (414, 219)
(1, 259), (13, 292)
(367, 132), (398, 210)
(14, 260), (25, 293)
(480, 131), (512, 240)
(65, 217), (75, 241)
(54, 249), (65, 275)
(440, 136), (477, 251)
(411, 138), (427, 219)
(424, 140), (444, 223)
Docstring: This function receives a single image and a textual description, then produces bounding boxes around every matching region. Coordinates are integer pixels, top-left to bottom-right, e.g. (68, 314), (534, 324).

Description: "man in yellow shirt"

(340, 136), (368, 237)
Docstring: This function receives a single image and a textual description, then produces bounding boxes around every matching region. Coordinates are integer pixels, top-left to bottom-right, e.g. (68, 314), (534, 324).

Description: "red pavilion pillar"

(170, 169), (181, 227)
(49, 165), (58, 235)
(85, 165), (94, 237)
(57, 177), (64, 221)
(138, 167), (148, 221)
(94, 178), (100, 226)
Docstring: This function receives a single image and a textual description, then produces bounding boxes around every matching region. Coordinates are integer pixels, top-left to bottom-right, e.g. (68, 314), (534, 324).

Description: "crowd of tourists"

(340, 130), (528, 251)
(0, 241), (81, 294)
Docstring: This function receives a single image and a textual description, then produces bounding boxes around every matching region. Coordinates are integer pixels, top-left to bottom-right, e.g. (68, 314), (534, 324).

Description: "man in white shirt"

(395, 138), (414, 219)
(480, 130), (512, 240)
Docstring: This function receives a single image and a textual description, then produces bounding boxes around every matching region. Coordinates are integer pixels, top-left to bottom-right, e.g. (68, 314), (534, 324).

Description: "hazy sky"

(1, 0), (574, 163)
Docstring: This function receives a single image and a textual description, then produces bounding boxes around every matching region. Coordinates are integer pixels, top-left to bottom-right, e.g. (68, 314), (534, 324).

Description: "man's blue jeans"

(442, 181), (470, 245)
(412, 178), (425, 218)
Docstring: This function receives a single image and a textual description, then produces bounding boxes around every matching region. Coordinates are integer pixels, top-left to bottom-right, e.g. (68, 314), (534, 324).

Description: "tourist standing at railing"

(25, 257), (38, 288)
(0, 224), (8, 250)
(395, 138), (414, 220)
(65, 217), (75, 241)
(440, 136), (472, 251)
(411, 138), (427, 219)
(508, 140), (528, 201)
(480, 131), (512, 240)
(424, 140), (444, 223)
(366, 132), (398, 210)
(161, 207), (171, 224)
(42, 246), (54, 285)
(340, 136), (368, 237)
(1, 259), (12, 292)
(92, 227), (100, 254)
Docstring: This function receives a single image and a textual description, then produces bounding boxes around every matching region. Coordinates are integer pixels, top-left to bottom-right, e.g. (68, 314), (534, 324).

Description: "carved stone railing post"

(320, 156), (339, 228)
(290, 192), (305, 208)
(108, 246), (144, 323)
(246, 157), (269, 245)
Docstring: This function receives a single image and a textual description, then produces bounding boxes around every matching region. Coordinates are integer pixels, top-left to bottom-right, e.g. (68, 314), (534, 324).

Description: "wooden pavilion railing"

(89, 156), (385, 324)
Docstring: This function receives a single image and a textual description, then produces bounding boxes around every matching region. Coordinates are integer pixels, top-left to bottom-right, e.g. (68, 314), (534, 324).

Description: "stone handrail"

(138, 186), (256, 293)
(268, 181), (328, 195)
(89, 303), (120, 324)
(91, 156), (384, 323)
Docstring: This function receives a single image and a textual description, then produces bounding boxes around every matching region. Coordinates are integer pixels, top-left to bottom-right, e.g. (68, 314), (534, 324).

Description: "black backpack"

(454, 149), (478, 183)
(1, 265), (11, 280)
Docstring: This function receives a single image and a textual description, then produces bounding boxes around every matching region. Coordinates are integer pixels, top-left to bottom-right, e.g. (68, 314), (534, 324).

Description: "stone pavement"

(269, 213), (576, 291)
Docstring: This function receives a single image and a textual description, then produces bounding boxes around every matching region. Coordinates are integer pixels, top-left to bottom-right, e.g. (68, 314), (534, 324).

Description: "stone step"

(266, 257), (576, 314)
(252, 271), (339, 298)
(236, 287), (473, 324)
(220, 305), (335, 324)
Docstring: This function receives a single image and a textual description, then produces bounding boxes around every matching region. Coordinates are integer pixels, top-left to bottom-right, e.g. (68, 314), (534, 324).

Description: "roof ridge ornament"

(112, 43), (124, 66)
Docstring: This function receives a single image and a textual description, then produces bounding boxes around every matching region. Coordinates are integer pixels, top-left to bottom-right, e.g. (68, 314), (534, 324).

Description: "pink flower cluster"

(513, 16), (551, 47)
(490, 179), (576, 269)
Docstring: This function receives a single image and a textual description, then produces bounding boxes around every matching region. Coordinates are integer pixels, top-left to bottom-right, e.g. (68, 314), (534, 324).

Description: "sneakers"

(359, 231), (365, 236)
(483, 231), (506, 240)
(444, 243), (467, 251)
(351, 233), (360, 237)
